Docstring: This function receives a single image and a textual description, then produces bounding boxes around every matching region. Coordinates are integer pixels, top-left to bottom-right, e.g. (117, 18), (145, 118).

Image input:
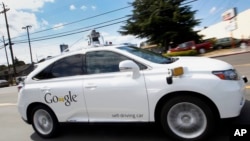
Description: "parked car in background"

(0, 79), (9, 87)
(214, 37), (242, 49)
(168, 40), (212, 54)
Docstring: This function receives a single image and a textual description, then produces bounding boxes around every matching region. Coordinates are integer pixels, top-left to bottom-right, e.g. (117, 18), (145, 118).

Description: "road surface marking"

(0, 103), (17, 107)
(234, 63), (250, 67)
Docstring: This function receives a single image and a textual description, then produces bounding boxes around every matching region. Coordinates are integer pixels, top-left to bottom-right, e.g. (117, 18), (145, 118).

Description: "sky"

(0, 0), (249, 65)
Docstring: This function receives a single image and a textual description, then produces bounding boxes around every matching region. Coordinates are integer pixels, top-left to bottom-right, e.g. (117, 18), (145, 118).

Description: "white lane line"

(0, 103), (17, 107)
(234, 63), (250, 67)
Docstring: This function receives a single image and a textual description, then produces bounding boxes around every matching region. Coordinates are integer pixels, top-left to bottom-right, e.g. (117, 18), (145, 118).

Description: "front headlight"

(212, 69), (239, 80)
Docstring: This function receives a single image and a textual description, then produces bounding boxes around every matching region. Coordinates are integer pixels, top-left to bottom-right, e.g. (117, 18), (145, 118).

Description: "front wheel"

(31, 105), (59, 138)
(160, 96), (215, 141)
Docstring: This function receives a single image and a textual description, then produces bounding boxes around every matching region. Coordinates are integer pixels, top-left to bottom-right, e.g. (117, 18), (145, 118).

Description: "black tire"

(198, 48), (206, 54)
(239, 42), (247, 48)
(217, 46), (223, 49)
(31, 105), (59, 138)
(160, 96), (215, 141)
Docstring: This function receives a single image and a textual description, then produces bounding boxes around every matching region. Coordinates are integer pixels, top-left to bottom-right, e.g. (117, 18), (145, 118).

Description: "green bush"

(163, 50), (198, 57)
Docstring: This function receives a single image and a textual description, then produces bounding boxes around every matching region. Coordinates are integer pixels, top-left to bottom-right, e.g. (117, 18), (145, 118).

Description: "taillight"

(17, 85), (23, 92)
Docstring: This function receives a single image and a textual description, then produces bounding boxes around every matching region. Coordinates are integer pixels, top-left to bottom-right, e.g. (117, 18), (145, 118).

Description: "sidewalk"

(200, 46), (250, 58)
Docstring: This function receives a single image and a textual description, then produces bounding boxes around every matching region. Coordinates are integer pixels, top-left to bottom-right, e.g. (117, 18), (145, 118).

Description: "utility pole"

(2, 36), (10, 73)
(0, 2), (16, 81)
(22, 25), (33, 64)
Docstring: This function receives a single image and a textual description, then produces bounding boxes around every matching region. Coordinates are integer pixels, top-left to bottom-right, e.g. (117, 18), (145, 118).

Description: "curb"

(204, 50), (250, 58)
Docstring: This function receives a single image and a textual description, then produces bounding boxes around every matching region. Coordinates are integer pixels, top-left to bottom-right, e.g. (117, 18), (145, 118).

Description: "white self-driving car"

(17, 45), (247, 141)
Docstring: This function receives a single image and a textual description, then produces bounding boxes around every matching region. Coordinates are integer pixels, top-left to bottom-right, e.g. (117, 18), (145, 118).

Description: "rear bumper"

(17, 102), (29, 123)
(21, 117), (30, 124)
(17, 89), (29, 123)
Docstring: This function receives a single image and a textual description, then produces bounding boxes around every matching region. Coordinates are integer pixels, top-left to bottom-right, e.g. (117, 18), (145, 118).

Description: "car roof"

(80, 45), (125, 53)
(34, 45), (133, 69)
(38, 45), (126, 63)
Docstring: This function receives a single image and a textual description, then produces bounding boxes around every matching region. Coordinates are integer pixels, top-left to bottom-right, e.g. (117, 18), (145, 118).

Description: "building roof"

(199, 9), (250, 40)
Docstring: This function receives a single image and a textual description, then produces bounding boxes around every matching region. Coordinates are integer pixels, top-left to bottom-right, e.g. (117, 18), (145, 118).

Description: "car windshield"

(118, 46), (173, 64)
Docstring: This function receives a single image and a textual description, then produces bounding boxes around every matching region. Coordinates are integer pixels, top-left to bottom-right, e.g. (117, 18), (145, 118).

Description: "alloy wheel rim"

(167, 102), (207, 139)
(33, 109), (53, 135)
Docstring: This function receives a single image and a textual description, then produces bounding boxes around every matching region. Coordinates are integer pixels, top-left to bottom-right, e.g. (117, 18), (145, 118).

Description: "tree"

(119, 0), (202, 50)
(14, 57), (25, 66)
(0, 65), (7, 71)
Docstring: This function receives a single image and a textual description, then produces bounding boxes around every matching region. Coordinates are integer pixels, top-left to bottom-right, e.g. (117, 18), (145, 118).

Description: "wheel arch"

(26, 102), (57, 124)
(154, 91), (220, 123)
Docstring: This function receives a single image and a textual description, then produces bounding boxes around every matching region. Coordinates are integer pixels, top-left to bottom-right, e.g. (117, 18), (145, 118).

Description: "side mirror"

(18, 77), (23, 82)
(242, 76), (248, 83)
(119, 60), (140, 78)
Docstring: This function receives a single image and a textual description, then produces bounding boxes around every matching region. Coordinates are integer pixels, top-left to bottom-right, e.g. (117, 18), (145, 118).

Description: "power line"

(12, 16), (128, 44)
(11, 5), (132, 40)
(13, 20), (127, 44)
(3, 0), (199, 46)
(69, 37), (84, 48)
(11, 1), (195, 42)
(182, 0), (198, 5)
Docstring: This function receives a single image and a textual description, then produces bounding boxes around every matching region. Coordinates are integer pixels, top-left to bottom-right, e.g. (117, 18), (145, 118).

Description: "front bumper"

(213, 77), (247, 119)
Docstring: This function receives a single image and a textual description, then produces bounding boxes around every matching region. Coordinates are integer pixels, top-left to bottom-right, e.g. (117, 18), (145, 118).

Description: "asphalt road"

(216, 52), (250, 100)
(216, 52), (250, 81)
(0, 53), (249, 141)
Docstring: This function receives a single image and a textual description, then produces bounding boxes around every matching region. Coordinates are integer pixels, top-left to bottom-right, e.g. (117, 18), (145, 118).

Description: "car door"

(32, 54), (89, 122)
(83, 51), (149, 122)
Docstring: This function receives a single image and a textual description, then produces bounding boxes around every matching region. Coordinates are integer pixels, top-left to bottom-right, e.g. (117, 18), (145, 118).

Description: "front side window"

(34, 54), (84, 79)
(86, 51), (130, 74)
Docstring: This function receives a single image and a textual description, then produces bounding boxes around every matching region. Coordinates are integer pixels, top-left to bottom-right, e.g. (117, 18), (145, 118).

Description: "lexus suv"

(18, 45), (247, 141)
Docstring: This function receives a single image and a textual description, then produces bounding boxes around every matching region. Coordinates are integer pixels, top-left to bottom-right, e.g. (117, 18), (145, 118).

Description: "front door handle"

(85, 84), (97, 89)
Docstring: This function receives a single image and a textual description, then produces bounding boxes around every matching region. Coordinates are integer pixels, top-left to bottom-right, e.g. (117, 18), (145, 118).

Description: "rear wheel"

(240, 42), (247, 48)
(160, 96), (215, 141)
(217, 46), (223, 49)
(31, 105), (59, 138)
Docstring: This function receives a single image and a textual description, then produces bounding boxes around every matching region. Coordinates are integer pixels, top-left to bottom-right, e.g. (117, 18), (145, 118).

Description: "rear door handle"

(40, 87), (51, 92)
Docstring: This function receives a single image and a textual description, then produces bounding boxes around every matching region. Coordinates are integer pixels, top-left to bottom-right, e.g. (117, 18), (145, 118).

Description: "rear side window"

(34, 54), (84, 80)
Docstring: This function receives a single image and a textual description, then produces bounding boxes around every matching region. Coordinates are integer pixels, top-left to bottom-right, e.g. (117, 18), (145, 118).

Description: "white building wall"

(199, 9), (250, 40)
